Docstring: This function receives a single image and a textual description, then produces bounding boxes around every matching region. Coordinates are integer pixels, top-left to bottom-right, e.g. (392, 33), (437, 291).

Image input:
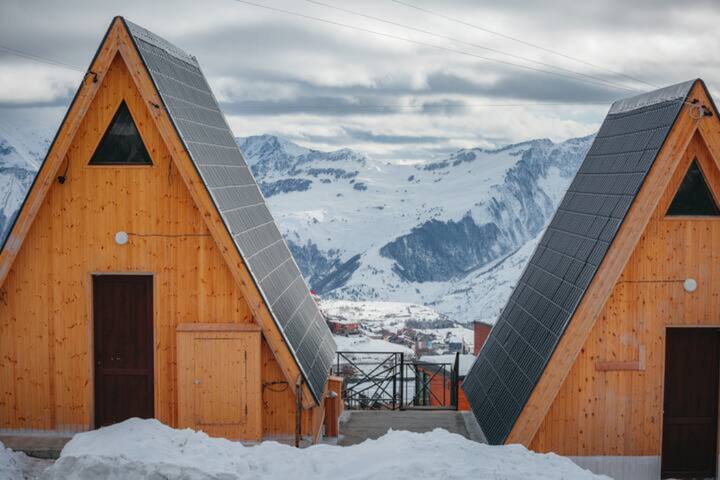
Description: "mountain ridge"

(0, 128), (592, 324)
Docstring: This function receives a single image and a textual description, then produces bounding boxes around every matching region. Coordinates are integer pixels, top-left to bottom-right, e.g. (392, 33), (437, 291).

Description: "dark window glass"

(667, 159), (720, 216)
(89, 101), (152, 165)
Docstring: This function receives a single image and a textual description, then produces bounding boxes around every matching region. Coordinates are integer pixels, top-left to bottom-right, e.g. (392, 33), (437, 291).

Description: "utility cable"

(233, 0), (639, 93)
(305, 0), (640, 93)
(390, 0), (659, 89)
(0, 44), (84, 72)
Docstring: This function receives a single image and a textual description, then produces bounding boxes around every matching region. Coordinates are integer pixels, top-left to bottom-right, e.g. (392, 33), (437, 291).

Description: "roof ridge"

(122, 17), (199, 66)
(608, 79), (696, 115)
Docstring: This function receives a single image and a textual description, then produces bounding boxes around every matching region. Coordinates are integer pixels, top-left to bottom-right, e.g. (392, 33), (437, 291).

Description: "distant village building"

(473, 321), (492, 355)
(463, 80), (720, 480)
(0, 17), (337, 443)
(325, 317), (360, 335)
(416, 354), (476, 410)
(444, 334), (465, 353)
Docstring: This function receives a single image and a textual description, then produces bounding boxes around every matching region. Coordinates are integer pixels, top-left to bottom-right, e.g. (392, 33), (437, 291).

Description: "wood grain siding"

(177, 324), (262, 440)
(0, 51), (314, 436)
(529, 124), (720, 455)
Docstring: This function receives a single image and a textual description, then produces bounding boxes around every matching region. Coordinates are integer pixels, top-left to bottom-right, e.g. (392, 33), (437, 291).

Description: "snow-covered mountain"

(239, 133), (592, 323)
(0, 128), (591, 324)
(0, 121), (47, 243)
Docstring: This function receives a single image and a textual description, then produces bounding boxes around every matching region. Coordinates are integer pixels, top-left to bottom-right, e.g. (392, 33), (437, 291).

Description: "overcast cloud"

(1, 0), (718, 161)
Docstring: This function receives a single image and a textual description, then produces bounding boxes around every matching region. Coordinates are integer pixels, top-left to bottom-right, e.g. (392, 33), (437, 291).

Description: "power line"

(233, 0), (639, 93)
(304, 0), (639, 94)
(227, 101), (611, 110)
(0, 44), (84, 72)
(0, 37), (613, 113)
(390, 0), (659, 89)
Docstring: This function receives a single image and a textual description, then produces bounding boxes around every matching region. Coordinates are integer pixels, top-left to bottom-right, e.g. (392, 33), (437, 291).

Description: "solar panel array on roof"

(462, 80), (695, 444)
(123, 19), (335, 402)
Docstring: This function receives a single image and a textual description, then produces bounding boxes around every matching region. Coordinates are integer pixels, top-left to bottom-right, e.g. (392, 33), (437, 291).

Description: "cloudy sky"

(1, 0), (719, 161)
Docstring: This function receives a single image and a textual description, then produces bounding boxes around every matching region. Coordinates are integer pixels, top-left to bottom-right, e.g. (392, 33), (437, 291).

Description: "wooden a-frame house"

(0, 17), (336, 443)
(463, 79), (720, 480)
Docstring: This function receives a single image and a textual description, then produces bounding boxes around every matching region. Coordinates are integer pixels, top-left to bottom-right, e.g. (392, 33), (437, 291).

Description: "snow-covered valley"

(241, 133), (591, 325)
(0, 125), (591, 326)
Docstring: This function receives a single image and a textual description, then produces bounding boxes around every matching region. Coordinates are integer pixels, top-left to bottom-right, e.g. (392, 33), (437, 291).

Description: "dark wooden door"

(93, 275), (154, 427)
(662, 328), (720, 479)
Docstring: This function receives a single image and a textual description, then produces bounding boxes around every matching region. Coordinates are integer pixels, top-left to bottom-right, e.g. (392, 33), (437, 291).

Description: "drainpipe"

(295, 375), (303, 448)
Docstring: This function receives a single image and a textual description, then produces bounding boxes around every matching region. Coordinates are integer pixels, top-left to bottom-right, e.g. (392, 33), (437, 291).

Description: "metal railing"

(332, 351), (460, 410)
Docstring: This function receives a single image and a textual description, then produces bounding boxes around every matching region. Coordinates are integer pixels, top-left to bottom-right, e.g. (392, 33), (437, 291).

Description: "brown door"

(93, 275), (154, 427)
(661, 328), (720, 479)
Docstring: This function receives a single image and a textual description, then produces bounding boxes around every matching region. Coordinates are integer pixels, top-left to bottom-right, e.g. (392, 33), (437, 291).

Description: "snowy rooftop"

(420, 354), (477, 376)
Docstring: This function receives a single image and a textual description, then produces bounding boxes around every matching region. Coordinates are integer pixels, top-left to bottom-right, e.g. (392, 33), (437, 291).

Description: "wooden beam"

(505, 80), (713, 445)
(595, 345), (646, 372)
(176, 323), (262, 333)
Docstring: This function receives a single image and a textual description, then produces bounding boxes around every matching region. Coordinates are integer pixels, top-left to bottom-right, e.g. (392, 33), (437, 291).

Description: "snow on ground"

(0, 440), (35, 480)
(323, 299), (474, 354)
(334, 335), (415, 357)
(0, 442), (24, 480)
(42, 418), (609, 480)
(321, 300), (448, 330)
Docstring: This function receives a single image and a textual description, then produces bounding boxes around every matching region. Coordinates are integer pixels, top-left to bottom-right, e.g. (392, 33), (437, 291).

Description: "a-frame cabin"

(0, 17), (336, 443)
(463, 79), (720, 479)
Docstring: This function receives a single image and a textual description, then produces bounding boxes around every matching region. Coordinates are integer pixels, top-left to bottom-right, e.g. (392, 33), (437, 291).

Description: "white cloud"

(0, 0), (718, 159)
(0, 65), (80, 105)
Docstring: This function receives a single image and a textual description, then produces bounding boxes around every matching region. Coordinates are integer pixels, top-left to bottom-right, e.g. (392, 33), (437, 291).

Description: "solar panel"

(124, 20), (336, 403)
(462, 81), (695, 444)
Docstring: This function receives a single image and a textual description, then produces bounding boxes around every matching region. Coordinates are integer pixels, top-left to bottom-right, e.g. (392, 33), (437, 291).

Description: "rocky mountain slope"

(239, 133), (591, 323)
(0, 121), (47, 244)
(0, 129), (591, 324)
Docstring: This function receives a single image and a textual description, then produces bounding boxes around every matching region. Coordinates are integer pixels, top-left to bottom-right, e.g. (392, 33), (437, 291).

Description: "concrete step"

(0, 434), (71, 459)
(338, 410), (485, 446)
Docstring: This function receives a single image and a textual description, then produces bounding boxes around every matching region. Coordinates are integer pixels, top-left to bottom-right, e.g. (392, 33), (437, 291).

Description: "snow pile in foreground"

(0, 441), (30, 480)
(44, 418), (609, 480)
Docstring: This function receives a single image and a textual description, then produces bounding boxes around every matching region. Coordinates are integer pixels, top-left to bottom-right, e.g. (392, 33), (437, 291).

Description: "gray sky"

(1, 0), (718, 161)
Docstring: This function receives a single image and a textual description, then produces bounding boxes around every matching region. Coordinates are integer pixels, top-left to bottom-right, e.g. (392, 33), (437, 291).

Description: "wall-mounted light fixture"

(115, 231), (129, 246)
(683, 278), (698, 293)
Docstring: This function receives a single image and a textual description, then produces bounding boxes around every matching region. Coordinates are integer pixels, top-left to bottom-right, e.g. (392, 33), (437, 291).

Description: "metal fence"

(332, 351), (460, 410)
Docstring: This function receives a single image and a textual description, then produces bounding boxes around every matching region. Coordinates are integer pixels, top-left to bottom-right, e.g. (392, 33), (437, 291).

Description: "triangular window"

(89, 101), (152, 165)
(667, 159), (720, 216)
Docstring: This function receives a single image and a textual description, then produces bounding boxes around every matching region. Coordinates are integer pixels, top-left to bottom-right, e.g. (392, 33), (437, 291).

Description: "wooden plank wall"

(0, 52), (320, 438)
(529, 131), (720, 456)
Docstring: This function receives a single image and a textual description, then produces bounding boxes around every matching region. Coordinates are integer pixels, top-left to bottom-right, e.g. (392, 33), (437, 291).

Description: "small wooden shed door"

(661, 328), (720, 479)
(93, 275), (154, 427)
(177, 324), (261, 440)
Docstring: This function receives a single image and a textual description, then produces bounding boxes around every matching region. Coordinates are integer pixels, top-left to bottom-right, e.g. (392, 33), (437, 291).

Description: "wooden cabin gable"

(0, 18), (328, 411)
(0, 43), (317, 440)
(529, 122), (720, 457)
(502, 80), (717, 446)
(0, 51), (255, 431)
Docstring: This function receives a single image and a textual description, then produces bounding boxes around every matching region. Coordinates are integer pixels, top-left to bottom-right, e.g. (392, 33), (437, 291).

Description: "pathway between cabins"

(338, 410), (486, 446)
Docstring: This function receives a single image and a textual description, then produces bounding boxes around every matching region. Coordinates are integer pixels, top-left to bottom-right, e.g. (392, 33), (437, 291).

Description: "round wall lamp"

(115, 231), (129, 246)
(683, 278), (698, 293)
